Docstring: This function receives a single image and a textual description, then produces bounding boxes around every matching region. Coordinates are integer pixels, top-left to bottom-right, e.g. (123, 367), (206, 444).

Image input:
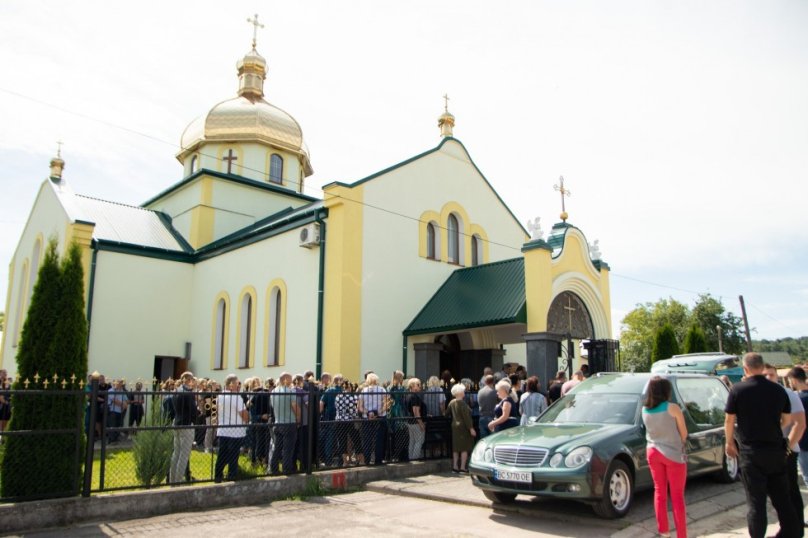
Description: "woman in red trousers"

(642, 376), (689, 538)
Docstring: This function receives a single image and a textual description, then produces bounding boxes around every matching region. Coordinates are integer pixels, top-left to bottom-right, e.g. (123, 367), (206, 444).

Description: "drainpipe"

(315, 210), (327, 379)
(86, 244), (99, 345)
(402, 335), (408, 375)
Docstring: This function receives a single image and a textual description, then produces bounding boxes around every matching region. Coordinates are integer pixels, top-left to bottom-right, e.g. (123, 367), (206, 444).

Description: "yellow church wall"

(87, 250), (194, 384)
(188, 227), (320, 381)
(356, 139), (529, 377)
(322, 184), (364, 381)
(523, 244), (553, 333)
(548, 227), (612, 339)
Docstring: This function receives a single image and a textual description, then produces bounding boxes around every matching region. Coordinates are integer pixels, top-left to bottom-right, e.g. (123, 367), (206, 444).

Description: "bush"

(684, 325), (708, 354)
(651, 323), (680, 363)
(132, 405), (172, 488)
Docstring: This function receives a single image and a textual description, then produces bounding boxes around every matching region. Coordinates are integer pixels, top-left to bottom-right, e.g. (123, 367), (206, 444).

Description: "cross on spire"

(553, 176), (572, 222)
(443, 93), (450, 113)
(247, 14), (265, 50)
(56, 140), (63, 158)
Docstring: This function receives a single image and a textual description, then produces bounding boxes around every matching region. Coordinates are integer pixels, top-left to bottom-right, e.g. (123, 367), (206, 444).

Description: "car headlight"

(484, 447), (494, 463)
(564, 447), (593, 468)
(549, 453), (564, 468)
(471, 442), (485, 462)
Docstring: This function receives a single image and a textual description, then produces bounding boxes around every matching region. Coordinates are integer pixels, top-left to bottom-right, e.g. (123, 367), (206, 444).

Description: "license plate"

(494, 469), (532, 483)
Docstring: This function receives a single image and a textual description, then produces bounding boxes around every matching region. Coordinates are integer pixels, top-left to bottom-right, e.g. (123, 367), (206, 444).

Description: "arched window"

(268, 287), (282, 366)
(447, 214), (460, 264)
(471, 235), (481, 266)
(12, 259), (28, 347)
(426, 223), (436, 259)
(190, 155), (198, 174)
(270, 154), (284, 184)
(213, 298), (227, 369)
(238, 292), (255, 368)
(28, 238), (42, 305)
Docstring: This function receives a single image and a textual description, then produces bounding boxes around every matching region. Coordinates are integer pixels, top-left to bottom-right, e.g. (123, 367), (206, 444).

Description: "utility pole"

(716, 325), (723, 353)
(738, 295), (753, 352)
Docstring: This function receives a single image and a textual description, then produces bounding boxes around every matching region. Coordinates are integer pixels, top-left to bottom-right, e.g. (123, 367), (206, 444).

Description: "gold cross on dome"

(443, 93), (450, 113)
(56, 140), (63, 158)
(553, 176), (572, 221)
(247, 14), (265, 49)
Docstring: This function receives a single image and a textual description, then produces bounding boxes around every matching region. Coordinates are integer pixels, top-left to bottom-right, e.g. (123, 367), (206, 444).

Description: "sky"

(1, 1), (806, 341)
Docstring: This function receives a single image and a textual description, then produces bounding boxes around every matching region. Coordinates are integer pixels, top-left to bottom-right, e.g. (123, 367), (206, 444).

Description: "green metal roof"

(403, 257), (526, 336)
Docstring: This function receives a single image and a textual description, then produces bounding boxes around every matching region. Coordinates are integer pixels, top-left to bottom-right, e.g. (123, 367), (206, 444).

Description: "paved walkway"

(366, 471), (808, 537)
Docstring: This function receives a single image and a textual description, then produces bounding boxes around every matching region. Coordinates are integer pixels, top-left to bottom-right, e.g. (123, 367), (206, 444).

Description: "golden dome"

(176, 46), (313, 176)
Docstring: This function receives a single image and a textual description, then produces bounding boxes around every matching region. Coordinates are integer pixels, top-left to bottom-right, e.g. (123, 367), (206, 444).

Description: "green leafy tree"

(619, 298), (690, 372)
(683, 325), (708, 354)
(754, 337), (808, 364)
(1, 240), (88, 499)
(691, 294), (746, 354)
(652, 323), (681, 363)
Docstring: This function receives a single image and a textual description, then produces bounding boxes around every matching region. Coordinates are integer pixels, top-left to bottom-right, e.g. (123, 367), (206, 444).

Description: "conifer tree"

(1, 240), (88, 499)
(651, 323), (680, 363)
(683, 325), (708, 354)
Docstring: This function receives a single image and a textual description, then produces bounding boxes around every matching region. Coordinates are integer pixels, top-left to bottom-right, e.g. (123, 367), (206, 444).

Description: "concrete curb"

(0, 460), (451, 535)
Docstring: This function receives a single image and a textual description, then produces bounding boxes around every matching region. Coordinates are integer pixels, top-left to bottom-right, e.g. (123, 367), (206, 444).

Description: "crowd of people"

(65, 364), (564, 484)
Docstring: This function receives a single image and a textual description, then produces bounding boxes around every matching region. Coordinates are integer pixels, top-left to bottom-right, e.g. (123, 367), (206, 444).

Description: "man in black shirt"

(170, 372), (197, 484)
(725, 353), (799, 538)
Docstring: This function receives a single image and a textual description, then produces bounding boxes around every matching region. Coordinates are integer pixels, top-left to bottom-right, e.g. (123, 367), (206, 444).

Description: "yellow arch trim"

(210, 291), (231, 370)
(469, 224), (490, 264)
(440, 201), (472, 265)
(418, 210), (441, 259)
(236, 285), (258, 368)
(264, 279), (288, 367)
(217, 146), (244, 176)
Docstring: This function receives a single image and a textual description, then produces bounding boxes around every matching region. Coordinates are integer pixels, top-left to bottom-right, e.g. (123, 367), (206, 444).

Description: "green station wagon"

(469, 373), (738, 518)
(650, 353), (744, 383)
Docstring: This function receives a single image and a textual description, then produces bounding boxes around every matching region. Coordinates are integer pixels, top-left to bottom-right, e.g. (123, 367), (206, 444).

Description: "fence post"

(305, 382), (316, 474)
(82, 375), (99, 497)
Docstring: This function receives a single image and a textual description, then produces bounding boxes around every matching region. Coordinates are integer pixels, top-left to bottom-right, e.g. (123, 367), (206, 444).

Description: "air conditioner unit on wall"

(299, 222), (321, 248)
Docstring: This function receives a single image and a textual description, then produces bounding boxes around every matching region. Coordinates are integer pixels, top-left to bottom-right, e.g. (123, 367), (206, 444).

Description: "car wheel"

(483, 490), (517, 504)
(592, 460), (633, 519)
(714, 451), (739, 483)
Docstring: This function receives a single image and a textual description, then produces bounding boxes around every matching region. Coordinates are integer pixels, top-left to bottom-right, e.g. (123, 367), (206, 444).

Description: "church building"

(1, 26), (615, 387)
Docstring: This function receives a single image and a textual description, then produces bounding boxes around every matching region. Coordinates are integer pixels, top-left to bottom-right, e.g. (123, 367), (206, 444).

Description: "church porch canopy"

(403, 258), (526, 338)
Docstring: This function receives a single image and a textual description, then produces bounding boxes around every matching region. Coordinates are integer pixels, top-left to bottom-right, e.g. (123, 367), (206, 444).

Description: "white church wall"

(146, 180), (203, 240)
(1, 182), (71, 372)
(358, 141), (529, 377)
(188, 226), (320, 382)
(87, 251), (193, 383)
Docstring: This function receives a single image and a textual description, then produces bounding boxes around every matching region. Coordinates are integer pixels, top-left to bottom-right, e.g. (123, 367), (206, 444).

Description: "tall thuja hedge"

(651, 323), (680, 363)
(1, 240), (88, 499)
(684, 325), (708, 354)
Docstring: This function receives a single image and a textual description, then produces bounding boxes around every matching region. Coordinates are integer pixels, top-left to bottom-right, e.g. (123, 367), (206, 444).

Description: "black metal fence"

(0, 381), (459, 503)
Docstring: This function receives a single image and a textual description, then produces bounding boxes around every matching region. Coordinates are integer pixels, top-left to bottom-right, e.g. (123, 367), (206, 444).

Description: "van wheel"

(592, 460), (633, 519)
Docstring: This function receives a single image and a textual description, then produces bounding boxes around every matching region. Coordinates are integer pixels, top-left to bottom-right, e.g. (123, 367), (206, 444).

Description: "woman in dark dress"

(487, 380), (518, 433)
(404, 378), (427, 460)
(445, 383), (476, 472)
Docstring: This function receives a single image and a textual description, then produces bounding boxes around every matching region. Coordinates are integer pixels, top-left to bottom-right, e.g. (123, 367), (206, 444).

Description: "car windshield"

(538, 392), (640, 425)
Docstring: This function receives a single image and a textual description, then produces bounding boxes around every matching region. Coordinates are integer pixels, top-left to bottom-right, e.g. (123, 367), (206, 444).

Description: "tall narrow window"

(239, 294), (253, 368)
(426, 223), (436, 259)
(268, 287), (282, 366)
(190, 155), (198, 174)
(270, 154), (284, 184)
(12, 260), (28, 347)
(213, 299), (226, 369)
(471, 235), (480, 266)
(447, 214), (460, 264)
